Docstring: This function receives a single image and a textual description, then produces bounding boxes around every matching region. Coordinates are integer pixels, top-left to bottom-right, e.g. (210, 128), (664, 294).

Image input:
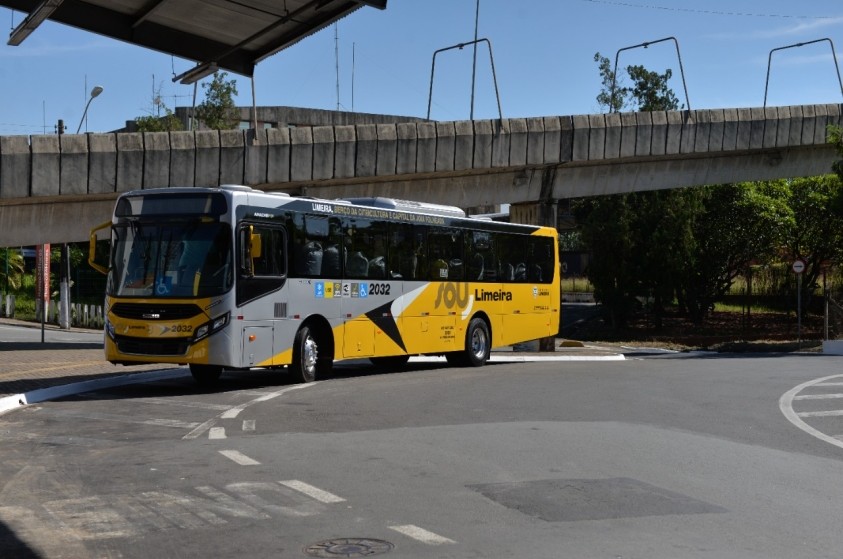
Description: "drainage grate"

(304, 538), (394, 557)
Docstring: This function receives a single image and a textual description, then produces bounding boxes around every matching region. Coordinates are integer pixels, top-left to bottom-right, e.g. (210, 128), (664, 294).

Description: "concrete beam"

(312, 126), (335, 180)
(245, 129), (268, 186)
(169, 131), (195, 187)
(435, 122), (455, 172)
(31, 135), (60, 197)
(290, 127), (314, 182)
(0, 135), (30, 199)
(143, 132), (170, 188)
(60, 135), (88, 195)
(116, 133), (143, 192)
(376, 123), (397, 177)
(266, 127), (291, 183)
(88, 133), (116, 195)
(454, 120), (474, 170)
(334, 125), (356, 179)
(355, 124), (377, 177)
(220, 130), (245, 185)
(396, 123), (417, 175)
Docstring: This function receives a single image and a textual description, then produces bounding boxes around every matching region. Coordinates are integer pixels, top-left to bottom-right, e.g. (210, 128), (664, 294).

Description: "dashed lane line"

(243, 420), (255, 431)
(209, 427), (226, 439)
(389, 525), (456, 545)
(797, 410), (843, 418)
(794, 393), (843, 400)
(182, 383), (315, 440)
(219, 450), (260, 465)
(278, 480), (346, 504)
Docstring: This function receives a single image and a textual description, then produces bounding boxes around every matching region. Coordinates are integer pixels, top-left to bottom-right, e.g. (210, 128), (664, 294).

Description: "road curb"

(0, 369), (190, 416)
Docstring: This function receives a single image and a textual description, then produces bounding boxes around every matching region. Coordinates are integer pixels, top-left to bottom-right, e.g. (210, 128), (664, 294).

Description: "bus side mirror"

(88, 220), (111, 275)
(250, 233), (262, 259)
(241, 226), (262, 277)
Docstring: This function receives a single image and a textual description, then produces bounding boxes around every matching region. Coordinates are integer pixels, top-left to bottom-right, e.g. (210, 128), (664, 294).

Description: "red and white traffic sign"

(792, 259), (806, 274)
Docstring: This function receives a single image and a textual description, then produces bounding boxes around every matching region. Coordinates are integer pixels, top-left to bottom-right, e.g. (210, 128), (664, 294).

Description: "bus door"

(498, 234), (556, 345)
(403, 227), (462, 354)
(339, 217), (388, 358)
(236, 222), (288, 367)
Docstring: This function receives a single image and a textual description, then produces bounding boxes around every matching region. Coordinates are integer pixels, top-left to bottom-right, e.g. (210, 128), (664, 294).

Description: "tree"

(679, 184), (791, 323)
(0, 248), (25, 292)
(132, 79), (184, 132)
(578, 55), (686, 328)
(761, 176), (843, 304)
(829, 124), (843, 180)
(594, 52), (679, 113)
(195, 72), (239, 130)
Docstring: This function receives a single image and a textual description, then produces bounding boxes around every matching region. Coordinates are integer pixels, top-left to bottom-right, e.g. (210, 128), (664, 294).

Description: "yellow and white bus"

(90, 185), (560, 385)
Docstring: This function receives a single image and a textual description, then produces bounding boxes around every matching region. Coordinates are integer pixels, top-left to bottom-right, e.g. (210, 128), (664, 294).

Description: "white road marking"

(209, 427), (226, 439)
(183, 384), (314, 440)
(183, 418), (218, 440)
(815, 382), (843, 386)
(780, 374), (843, 451)
(797, 410), (843, 417)
(389, 524), (455, 545)
(278, 480), (345, 504)
(33, 409), (200, 429)
(794, 393), (843, 400)
(136, 398), (231, 411)
(219, 450), (260, 466)
(242, 420), (255, 431)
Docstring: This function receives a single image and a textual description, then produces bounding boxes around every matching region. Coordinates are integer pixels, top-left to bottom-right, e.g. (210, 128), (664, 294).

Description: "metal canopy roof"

(2, 0), (387, 82)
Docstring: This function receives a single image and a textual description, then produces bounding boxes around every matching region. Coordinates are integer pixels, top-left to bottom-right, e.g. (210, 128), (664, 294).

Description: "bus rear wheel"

(189, 364), (223, 387)
(291, 325), (331, 383)
(447, 317), (490, 367)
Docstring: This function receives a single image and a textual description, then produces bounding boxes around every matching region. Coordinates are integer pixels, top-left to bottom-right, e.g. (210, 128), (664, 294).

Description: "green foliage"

(594, 52), (679, 112)
(134, 110), (183, 132)
(594, 53), (626, 112)
(0, 248), (25, 291)
(195, 72), (239, 130)
(679, 183), (792, 323)
(829, 124), (843, 180)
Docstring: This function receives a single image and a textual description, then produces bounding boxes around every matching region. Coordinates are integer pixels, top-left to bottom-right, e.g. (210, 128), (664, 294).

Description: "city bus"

(89, 185), (560, 385)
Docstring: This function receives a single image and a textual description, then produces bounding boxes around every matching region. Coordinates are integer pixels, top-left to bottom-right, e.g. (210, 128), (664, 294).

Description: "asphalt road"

(2, 353), (843, 558)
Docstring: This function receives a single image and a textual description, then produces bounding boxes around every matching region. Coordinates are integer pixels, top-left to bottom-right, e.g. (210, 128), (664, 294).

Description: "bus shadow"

(48, 359), (499, 404)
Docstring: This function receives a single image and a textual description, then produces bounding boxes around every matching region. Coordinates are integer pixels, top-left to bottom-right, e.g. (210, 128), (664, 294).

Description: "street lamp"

(608, 37), (690, 112)
(763, 38), (843, 108)
(75, 85), (104, 134)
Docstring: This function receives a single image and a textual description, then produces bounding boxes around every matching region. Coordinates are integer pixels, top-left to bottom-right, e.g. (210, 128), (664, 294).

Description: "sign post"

(793, 258), (805, 342)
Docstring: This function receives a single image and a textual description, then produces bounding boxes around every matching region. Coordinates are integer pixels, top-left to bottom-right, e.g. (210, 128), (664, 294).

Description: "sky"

(1, 0), (842, 136)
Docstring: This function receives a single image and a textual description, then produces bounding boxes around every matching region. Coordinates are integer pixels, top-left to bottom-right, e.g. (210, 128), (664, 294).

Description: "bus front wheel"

(291, 325), (331, 383)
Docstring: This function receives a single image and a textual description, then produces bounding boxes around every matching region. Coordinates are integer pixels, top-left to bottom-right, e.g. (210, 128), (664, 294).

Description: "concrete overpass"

(1, 103), (840, 246)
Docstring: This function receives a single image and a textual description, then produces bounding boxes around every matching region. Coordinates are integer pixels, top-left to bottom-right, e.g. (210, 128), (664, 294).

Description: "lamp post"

(763, 38), (843, 108)
(608, 37), (690, 112)
(75, 85), (103, 134)
(59, 85), (103, 329)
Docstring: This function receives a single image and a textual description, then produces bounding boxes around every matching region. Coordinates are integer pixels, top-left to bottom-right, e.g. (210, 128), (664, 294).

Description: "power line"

(580, 0), (835, 20)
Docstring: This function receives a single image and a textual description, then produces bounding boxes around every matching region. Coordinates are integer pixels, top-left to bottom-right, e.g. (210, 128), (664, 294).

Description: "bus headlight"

(194, 312), (230, 342)
(105, 317), (116, 341)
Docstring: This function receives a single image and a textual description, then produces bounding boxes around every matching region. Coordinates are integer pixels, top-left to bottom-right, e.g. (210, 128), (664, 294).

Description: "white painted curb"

(0, 369), (188, 416)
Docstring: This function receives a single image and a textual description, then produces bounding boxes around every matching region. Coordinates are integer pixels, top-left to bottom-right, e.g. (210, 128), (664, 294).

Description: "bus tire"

(464, 317), (491, 367)
(369, 355), (411, 368)
(291, 325), (329, 383)
(190, 364), (223, 387)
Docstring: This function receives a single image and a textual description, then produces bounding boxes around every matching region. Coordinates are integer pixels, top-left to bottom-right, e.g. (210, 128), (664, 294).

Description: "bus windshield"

(108, 220), (233, 298)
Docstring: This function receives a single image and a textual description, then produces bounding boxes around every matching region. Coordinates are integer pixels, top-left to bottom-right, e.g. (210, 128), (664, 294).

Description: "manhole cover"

(304, 538), (394, 557)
